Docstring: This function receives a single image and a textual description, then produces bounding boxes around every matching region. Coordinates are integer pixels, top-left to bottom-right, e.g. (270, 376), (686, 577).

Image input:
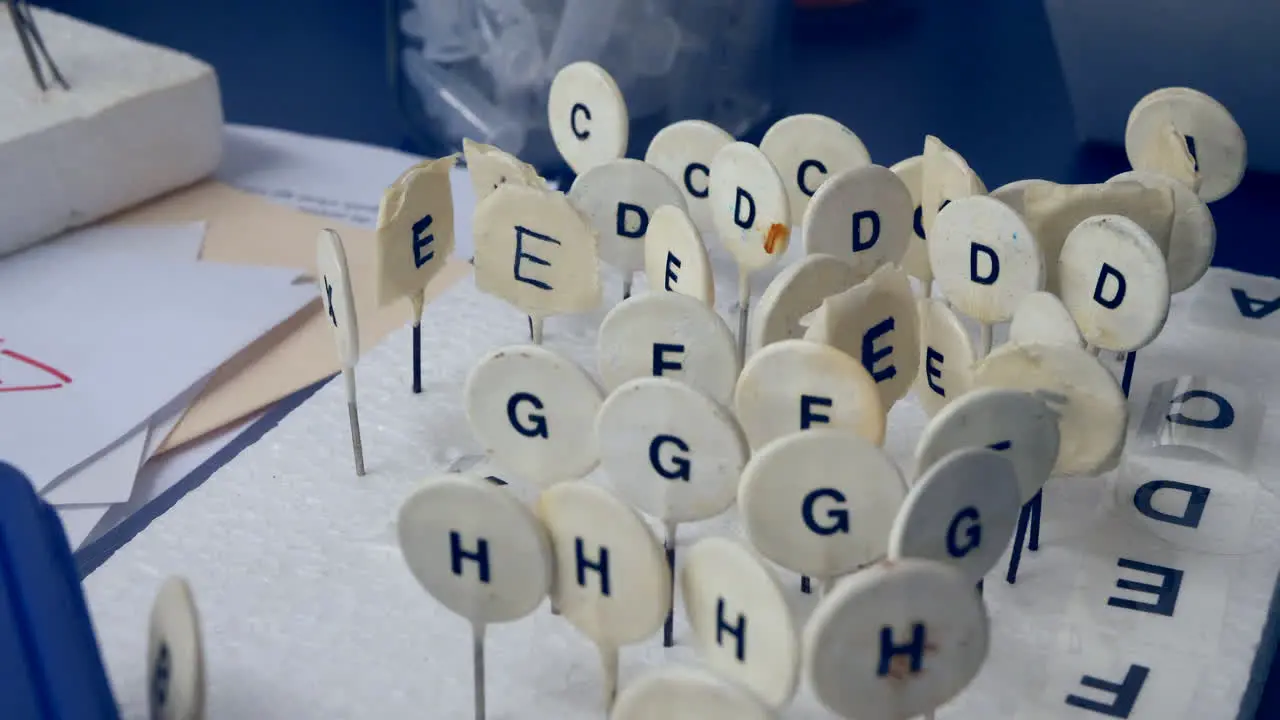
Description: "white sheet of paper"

(41, 423), (150, 507)
(54, 222), (208, 262)
(57, 504), (114, 551)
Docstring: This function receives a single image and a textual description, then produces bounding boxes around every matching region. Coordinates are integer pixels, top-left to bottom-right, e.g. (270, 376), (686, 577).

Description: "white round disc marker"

(644, 119), (735, 238)
(612, 666), (776, 720)
(464, 345), (603, 487)
(148, 577), (205, 720)
(738, 428), (906, 579)
(1058, 215), (1170, 352)
(801, 164), (913, 276)
(929, 195), (1045, 324)
(316, 228), (359, 368)
(1108, 169), (1216, 293)
(1126, 87), (1246, 202)
(597, 377), (748, 524)
(973, 342), (1127, 476)
(397, 474), (553, 624)
(1008, 290), (1084, 348)
(548, 61), (628, 174)
(644, 204), (714, 303)
(749, 254), (864, 354)
(913, 298), (976, 417)
(888, 447), (1021, 585)
(889, 155), (932, 287)
(915, 387), (1060, 503)
(568, 158), (688, 275)
(708, 142), (792, 272)
(680, 537), (800, 707)
(597, 291), (739, 404)
(990, 178), (1054, 217)
(803, 559), (989, 720)
(759, 113), (872, 224)
(735, 338), (885, 449)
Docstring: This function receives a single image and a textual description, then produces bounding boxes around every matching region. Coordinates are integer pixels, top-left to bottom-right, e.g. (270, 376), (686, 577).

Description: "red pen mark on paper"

(0, 338), (73, 393)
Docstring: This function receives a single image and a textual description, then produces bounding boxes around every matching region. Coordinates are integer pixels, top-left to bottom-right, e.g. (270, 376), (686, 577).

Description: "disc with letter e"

(612, 665), (776, 720)
(644, 205), (714, 303)
(804, 559), (989, 720)
(148, 576), (205, 720)
(801, 164), (912, 278)
(548, 61), (628, 175)
(568, 158), (687, 278)
(709, 142), (792, 271)
(913, 298), (976, 417)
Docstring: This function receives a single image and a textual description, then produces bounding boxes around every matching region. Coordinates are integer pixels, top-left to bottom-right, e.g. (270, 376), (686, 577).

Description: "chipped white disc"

(148, 577), (205, 720)
(889, 155), (932, 287)
(801, 164), (913, 276)
(464, 345), (603, 487)
(738, 428), (905, 578)
(921, 136), (986, 243)
(597, 291), (739, 404)
(315, 229), (359, 369)
(681, 537), (800, 707)
(804, 264), (920, 410)
(397, 474), (552, 624)
(708, 142), (792, 272)
(929, 195), (1045, 324)
(548, 61), (629, 174)
(803, 559), (989, 720)
(759, 113), (872, 223)
(749, 254), (863, 354)
(538, 482), (671, 648)
(913, 298), (976, 417)
(989, 178), (1053, 217)
(373, 156), (459, 306)
(888, 447), (1021, 585)
(462, 138), (544, 204)
(644, 119), (735, 238)
(972, 342), (1127, 476)
(597, 377), (748, 524)
(734, 338), (885, 450)
(644, 204), (714, 303)
(568, 158), (688, 275)
(1125, 87), (1246, 202)
(1058, 215), (1170, 352)
(612, 665), (777, 720)
(1108, 169), (1216, 293)
(1008, 290), (1084, 348)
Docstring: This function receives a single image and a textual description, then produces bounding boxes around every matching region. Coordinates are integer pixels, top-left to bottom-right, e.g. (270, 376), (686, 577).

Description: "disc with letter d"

(611, 665), (776, 720)
(568, 158), (688, 277)
(801, 164), (912, 278)
(709, 142), (792, 272)
(148, 577), (205, 720)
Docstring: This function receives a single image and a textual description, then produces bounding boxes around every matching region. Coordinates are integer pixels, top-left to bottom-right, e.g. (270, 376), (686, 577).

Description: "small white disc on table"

(548, 61), (628, 174)
(612, 665), (777, 720)
(465, 345), (603, 487)
(803, 559), (989, 720)
(759, 113), (872, 224)
(888, 155), (931, 288)
(374, 155), (459, 306)
(989, 178), (1054, 217)
(148, 577), (205, 720)
(888, 447), (1021, 585)
(708, 142), (792, 272)
(1108, 169), (1216, 293)
(921, 135), (986, 241)
(538, 482), (671, 647)
(568, 158), (688, 277)
(801, 164), (913, 277)
(738, 428), (906, 579)
(913, 298), (976, 417)
(915, 387), (1060, 503)
(462, 137), (545, 205)
(1058, 215), (1171, 352)
(315, 228), (359, 368)
(644, 119), (735, 238)
(804, 264), (920, 410)
(397, 474), (552, 623)
(644, 205), (714, 303)
(598, 291), (739, 404)
(735, 338), (885, 450)
(681, 536), (799, 707)
(1126, 87), (1246, 203)
(972, 342), (1127, 476)
(597, 377), (748, 524)
(1008, 290), (1084, 348)
(749, 254), (864, 354)
(929, 195), (1045, 325)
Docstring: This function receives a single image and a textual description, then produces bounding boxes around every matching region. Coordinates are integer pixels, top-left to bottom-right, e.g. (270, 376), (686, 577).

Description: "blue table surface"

(41, 0), (1280, 715)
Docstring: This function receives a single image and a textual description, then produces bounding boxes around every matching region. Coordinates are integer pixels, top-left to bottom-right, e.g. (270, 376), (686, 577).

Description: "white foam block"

(0, 7), (222, 257)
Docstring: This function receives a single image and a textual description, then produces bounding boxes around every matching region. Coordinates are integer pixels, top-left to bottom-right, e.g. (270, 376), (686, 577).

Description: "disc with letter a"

(888, 447), (1021, 584)
(972, 342), (1127, 476)
(680, 536), (799, 707)
(913, 298), (975, 417)
(463, 137), (545, 204)
(889, 155), (931, 287)
(735, 338), (885, 449)
(1108, 169), (1216, 293)
(644, 119), (735, 238)
(708, 142), (791, 272)
(989, 178), (1053, 217)
(315, 228), (359, 368)
(801, 164), (913, 277)
(749, 254), (864, 354)
(738, 428), (906, 579)
(148, 576), (205, 720)
(644, 205), (714, 303)
(464, 345), (604, 487)
(803, 559), (989, 720)
(548, 61), (628, 174)
(1058, 214), (1170, 352)
(538, 482), (670, 647)
(1008, 290), (1084, 348)
(397, 473), (552, 624)
(597, 377), (748, 524)
(1125, 87), (1246, 203)
(928, 195), (1045, 325)
(612, 665), (777, 720)
(597, 291), (738, 404)
(759, 113), (872, 224)
(568, 158), (688, 276)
